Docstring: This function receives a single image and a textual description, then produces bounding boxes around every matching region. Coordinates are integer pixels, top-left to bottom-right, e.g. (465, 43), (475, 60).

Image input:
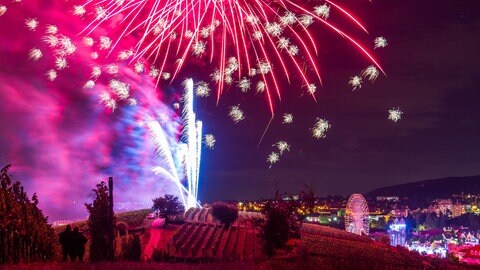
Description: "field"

(13, 212), (480, 269)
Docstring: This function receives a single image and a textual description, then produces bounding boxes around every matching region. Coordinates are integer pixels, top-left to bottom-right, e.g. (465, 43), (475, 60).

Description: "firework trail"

(71, 0), (385, 113)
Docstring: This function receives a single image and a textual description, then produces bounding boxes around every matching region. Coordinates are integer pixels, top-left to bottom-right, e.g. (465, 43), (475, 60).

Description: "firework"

(349, 76), (362, 91)
(204, 134), (216, 149)
(73, 0), (384, 113)
(0, 6), (6, 16)
(195, 81), (211, 97)
(181, 78), (203, 209)
(361, 65), (379, 81)
(267, 152), (280, 167)
(374, 37), (388, 49)
(274, 141), (290, 155)
(28, 48), (42, 61)
(25, 18), (39, 31)
(229, 105), (245, 123)
(283, 113), (293, 124)
(388, 108), (403, 122)
(312, 118), (331, 139)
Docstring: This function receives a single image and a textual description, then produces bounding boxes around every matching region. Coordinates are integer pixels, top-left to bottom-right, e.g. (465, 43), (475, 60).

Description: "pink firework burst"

(76, 0), (384, 113)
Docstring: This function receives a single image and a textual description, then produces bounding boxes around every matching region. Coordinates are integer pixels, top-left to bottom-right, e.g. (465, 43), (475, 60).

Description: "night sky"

(0, 0), (479, 220)
(199, 0), (480, 201)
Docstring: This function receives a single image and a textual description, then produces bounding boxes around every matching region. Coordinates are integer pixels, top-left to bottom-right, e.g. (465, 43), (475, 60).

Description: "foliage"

(0, 164), (56, 264)
(261, 202), (290, 257)
(210, 202), (238, 228)
(85, 181), (114, 262)
(122, 234), (141, 261)
(116, 209), (151, 228)
(152, 195), (184, 225)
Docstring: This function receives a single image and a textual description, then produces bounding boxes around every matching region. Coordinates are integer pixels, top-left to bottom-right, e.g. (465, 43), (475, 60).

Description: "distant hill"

(366, 175), (480, 207)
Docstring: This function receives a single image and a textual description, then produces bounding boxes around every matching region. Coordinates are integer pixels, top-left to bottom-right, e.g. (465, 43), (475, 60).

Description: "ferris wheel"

(345, 193), (370, 236)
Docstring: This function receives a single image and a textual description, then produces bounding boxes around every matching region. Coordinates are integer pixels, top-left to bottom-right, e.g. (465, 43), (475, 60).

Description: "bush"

(262, 203), (290, 257)
(211, 202), (238, 228)
(122, 234), (142, 261)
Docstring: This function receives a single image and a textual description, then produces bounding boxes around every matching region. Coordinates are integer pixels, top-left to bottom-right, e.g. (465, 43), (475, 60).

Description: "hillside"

(366, 175), (480, 207)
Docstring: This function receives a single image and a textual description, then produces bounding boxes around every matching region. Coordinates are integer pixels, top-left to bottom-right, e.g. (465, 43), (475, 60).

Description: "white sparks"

(58, 36), (76, 56)
(256, 81), (266, 93)
(307, 83), (317, 95)
(105, 63), (119, 74)
(195, 81), (211, 97)
(283, 113), (293, 124)
(349, 76), (362, 90)
(84, 80), (95, 89)
(28, 48), (42, 61)
(127, 98), (137, 106)
(184, 30), (194, 38)
(42, 35), (59, 47)
(200, 26), (211, 38)
(73, 5), (86, 16)
(252, 31), (263, 41)
(55, 57), (67, 70)
(109, 79), (130, 100)
(299, 15), (314, 27)
(245, 15), (259, 25)
(229, 105), (245, 123)
(388, 108), (403, 122)
(226, 57), (239, 74)
(46, 70), (57, 81)
(95, 6), (107, 20)
(361, 65), (380, 81)
(312, 118), (331, 139)
(224, 75), (233, 85)
(257, 61), (271, 74)
(274, 141), (290, 155)
(237, 78), (251, 92)
(173, 102), (180, 110)
(91, 52), (99, 59)
(267, 152), (280, 166)
(91, 66), (101, 78)
(279, 11), (296, 26)
(374, 36), (388, 49)
(45, 25), (58, 35)
(0, 6), (7, 17)
(277, 37), (290, 50)
(98, 91), (117, 111)
(134, 61), (145, 73)
(288, 45), (299, 56)
(118, 49), (133, 60)
(265, 22), (283, 37)
(83, 37), (94, 47)
(25, 18), (39, 31)
(192, 41), (206, 56)
(204, 134), (216, 149)
(210, 69), (221, 83)
(248, 68), (257, 77)
(99, 36), (112, 50)
(162, 72), (171, 80)
(149, 66), (159, 78)
(314, 4), (330, 19)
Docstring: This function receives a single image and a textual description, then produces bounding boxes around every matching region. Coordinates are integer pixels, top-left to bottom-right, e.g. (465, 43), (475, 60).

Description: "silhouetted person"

(71, 227), (88, 262)
(59, 225), (72, 262)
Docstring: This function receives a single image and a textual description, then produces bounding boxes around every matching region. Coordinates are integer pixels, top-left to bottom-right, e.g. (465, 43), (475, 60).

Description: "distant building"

(452, 203), (466, 217)
(391, 206), (409, 218)
(388, 218), (406, 246)
(376, 196), (400, 202)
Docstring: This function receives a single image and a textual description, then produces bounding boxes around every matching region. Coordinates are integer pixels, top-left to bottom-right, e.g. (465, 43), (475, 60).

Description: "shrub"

(211, 202), (238, 228)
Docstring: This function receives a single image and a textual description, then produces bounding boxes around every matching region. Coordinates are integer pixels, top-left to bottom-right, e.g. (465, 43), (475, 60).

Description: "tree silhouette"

(151, 194), (184, 225)
(211, 202), (238, 228)
(261, 201), (290, 257)
(85, 181), (114, 262)
(0, 164), (55, 264)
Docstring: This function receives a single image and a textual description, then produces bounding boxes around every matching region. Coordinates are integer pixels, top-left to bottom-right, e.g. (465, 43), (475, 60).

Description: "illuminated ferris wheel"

(345, 193), (370, 236)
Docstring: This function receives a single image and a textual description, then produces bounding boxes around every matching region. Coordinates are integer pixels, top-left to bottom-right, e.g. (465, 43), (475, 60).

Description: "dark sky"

(198, 0), (480, 202)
